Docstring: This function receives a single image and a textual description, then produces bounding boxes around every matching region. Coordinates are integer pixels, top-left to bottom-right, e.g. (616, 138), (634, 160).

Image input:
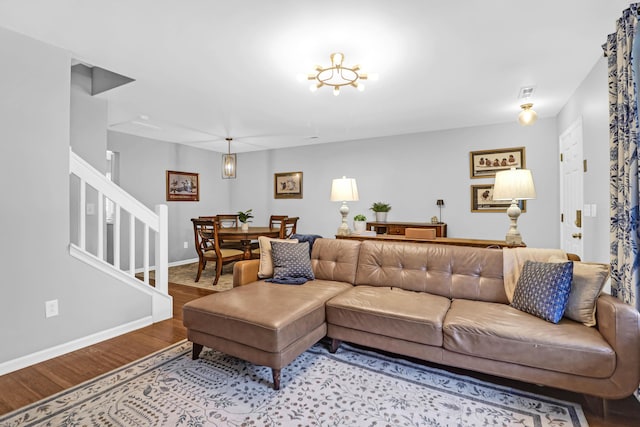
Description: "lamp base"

(504, 200), (523, 245)
(337, 201), (351, 236)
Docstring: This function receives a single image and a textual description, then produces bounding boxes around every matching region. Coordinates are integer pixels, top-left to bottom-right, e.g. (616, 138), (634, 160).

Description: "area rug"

(147, 262), (234, 291)
(0, 341), (587, 427)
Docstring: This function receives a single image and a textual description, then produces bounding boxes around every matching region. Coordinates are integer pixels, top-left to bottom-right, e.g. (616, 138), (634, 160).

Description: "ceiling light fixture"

(308, 52), (377, 96)
(222, 137), (236, 179)
(518, 103), (538, 126)
(517, 86), (537, 126)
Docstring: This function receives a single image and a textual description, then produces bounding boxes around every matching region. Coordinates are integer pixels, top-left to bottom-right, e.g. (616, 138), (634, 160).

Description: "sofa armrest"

(233, 259), (260, 287)
(596, 293), (640, 398)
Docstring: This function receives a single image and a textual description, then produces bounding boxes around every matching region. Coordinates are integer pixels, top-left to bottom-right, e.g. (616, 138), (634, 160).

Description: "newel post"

(155, 204), (169, 294)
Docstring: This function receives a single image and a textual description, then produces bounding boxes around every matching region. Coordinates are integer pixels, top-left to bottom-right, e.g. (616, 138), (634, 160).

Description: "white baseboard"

(0, 317), (153, 376)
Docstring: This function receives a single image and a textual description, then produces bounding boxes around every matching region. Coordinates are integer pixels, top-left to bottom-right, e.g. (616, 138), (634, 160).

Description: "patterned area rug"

(0, 340), (587, 427)
(148, 262), (234, 291)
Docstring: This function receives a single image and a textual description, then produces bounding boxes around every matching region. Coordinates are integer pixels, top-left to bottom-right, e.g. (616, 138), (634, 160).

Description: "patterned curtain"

(605, 3), (640, 401)
(606, 3), (640, 311)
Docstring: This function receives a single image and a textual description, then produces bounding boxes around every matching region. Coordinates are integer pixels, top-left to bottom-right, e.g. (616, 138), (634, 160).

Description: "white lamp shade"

(492, 168), (536, 200)
(330, 177), (359, 201)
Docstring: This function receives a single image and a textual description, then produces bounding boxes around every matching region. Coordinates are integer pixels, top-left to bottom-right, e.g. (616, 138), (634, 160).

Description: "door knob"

(572, 233), (582, 239)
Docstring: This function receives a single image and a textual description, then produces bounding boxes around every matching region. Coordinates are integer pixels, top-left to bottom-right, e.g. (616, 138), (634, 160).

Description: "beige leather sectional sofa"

(182, 238), (640, 403)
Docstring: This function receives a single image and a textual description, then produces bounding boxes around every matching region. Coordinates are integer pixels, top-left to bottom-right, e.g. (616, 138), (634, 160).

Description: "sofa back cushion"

(311, 238), (361, 283)
(355, 241), (508, 303)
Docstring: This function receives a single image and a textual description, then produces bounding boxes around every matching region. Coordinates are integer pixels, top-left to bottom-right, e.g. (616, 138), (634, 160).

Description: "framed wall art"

(166, 170), (199, 201)
(274, 171), (303, 199)
(470, 184), (526, 213)
(469, 146), (525, 178)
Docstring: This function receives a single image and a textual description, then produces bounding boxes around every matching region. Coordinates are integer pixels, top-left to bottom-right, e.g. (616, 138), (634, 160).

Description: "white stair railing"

(68, 148), (171, 321)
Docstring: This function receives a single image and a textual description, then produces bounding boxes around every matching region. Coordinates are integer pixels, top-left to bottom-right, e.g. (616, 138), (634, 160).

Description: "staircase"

(68, 148), (172, 322)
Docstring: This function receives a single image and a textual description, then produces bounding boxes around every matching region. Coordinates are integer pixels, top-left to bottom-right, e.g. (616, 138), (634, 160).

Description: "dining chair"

(211, 214), (244, 250)
(191, 218), (244, 286)
(279, 216), (299, 239)
(269, 215), (288, 229)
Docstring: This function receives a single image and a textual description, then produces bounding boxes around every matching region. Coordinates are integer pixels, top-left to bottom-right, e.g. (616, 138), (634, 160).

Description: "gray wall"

(0, 27), (151, 364)
(227, 119), (560, 249)
(111, 119), (560, 256)
(557, 56), (610, 263)
(70, 65), (108, 256)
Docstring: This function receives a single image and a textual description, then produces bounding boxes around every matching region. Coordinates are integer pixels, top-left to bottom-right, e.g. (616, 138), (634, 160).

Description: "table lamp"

(330, 176), (359, 236)
(491, 167), (536, 245)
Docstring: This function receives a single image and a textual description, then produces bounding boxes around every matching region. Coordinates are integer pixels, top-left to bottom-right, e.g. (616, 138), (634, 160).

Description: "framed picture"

(274, 171), (303, 199)
(469, 146), (525, 178)
(471, 184), (526, 213)
(166, 170), (199, 201)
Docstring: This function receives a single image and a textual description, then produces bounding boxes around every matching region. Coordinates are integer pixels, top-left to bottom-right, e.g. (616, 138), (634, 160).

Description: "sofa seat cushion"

(443, 299), (616, 378)
(326, 286), (451, 346)
(183, 280), (352, 353)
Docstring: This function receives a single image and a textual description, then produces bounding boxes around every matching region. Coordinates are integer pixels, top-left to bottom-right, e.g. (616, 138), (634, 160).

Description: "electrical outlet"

(45, 299), (59, 318)
(183, 241), (188, 249)
(86, 203), (95, 215)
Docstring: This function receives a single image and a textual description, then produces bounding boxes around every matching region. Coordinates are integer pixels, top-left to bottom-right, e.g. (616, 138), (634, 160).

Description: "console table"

(366, 221), (447, 237)
(336, 234), (526, 249)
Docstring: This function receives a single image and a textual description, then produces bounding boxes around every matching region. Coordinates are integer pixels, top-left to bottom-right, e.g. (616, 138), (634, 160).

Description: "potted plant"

(370, 202), (391, 222)
(237, 209), (254, 231)
(353, 214), (367, 233)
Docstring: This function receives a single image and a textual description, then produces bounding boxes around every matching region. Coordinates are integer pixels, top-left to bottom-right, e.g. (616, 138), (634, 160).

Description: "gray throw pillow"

(270, 241), (315, 282)
(511, 260), (573, 323)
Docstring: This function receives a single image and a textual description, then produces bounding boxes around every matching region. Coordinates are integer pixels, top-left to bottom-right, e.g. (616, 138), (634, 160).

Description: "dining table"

(217, 226), (281, 259)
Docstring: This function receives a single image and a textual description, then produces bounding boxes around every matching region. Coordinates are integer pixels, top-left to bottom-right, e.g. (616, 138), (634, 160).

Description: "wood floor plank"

(0, 282), (639, 426)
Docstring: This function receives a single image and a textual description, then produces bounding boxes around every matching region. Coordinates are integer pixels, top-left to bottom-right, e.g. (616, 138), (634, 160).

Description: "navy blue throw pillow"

(511, 260), (573, 323)
(269, 241), (315, 284)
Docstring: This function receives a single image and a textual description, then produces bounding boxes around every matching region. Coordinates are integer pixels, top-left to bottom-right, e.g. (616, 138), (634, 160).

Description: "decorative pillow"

(257, 236), (298, 278)
(270, 241), (315, 283)
(511, 260), (573, 323)
(564, 262), (609, 326)
(548, 256), (610, 326)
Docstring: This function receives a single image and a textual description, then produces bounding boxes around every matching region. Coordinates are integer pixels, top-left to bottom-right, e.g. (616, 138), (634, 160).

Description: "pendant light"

(222, 137), (236, 179)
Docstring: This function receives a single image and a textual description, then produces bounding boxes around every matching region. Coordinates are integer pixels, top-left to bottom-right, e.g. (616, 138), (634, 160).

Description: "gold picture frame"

(471, 184), (526, 213)
(469, 146), (525, 178)
(274, 171), (303, 199)
(166, 170), (199, 201)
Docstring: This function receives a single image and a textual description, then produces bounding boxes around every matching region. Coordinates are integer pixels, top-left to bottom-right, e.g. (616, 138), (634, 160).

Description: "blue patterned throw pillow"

(511, 260), (573, 323)
(270, 241), (315, 284)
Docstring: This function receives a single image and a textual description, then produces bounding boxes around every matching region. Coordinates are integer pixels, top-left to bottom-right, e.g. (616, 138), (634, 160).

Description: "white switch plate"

(591, 204), (597, 217)
(183, 241), (188, 249)
(86, 203), (95, 215)
(583, 204), (591, 217)
(45, 299), (59, 318)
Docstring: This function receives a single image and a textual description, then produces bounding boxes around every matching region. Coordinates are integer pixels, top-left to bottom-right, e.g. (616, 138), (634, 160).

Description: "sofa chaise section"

(182, 238), (361, 389)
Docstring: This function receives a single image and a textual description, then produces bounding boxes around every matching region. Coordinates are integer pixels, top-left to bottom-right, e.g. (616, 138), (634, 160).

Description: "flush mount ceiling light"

(517, 86), (538, 126)
(222, 137), (236, 179)
(307, 52), (377, 96)
(518, 103), (538, 126)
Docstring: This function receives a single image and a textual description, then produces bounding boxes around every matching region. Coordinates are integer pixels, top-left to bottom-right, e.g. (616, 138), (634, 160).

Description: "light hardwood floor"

(0, 283), (639, 426)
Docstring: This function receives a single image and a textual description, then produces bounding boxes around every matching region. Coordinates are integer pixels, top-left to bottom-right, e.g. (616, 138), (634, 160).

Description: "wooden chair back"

(269, 215), (288, 229)
(279, 216), (299, 239)
(216, 214), (240, 229)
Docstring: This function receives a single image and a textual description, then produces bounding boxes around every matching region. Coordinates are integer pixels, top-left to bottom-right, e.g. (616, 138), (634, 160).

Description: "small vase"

(241, 223), (249, 232)
(375, 212), (387, 222)
(353, 221), (366, 233)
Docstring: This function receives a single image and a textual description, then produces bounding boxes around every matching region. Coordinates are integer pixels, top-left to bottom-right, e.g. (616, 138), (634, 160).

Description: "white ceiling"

(0, 0), (631, 153)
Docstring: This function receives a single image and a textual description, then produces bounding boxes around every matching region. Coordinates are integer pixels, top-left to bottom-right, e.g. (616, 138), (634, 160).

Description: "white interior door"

(559, 118), (584, 259)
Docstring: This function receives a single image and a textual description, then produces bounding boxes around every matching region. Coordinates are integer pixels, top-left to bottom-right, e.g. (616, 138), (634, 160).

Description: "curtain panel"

(605, 2), (640, 402)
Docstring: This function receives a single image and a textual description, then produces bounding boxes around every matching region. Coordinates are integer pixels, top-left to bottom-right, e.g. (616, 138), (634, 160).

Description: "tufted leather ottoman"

(182, 279), (352, 389)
